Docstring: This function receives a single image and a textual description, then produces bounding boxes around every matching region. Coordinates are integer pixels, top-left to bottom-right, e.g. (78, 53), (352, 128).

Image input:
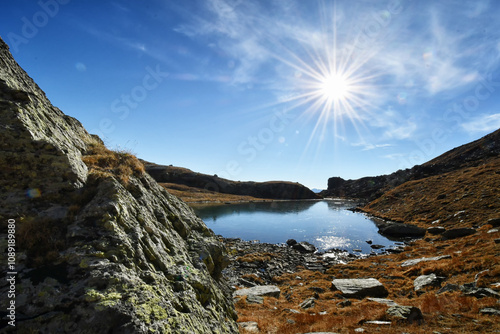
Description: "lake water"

(193, 200), (402, 254)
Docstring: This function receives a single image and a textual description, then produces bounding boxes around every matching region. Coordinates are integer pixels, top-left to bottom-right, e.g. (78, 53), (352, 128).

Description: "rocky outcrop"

(324, 128), (500, 200)
(144, 162), (320, 200)
(0, 37), (237, 333)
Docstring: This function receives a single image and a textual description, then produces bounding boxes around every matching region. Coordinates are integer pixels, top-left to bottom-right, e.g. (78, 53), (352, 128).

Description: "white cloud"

(351, 141), (393, 151)
(461, 113), (500, 133)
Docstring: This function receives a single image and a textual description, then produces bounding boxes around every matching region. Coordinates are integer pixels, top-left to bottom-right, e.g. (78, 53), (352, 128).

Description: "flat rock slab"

(233, 285), (281, 298)
(331, 278), (388, 298)
(367, 298), (399, 306)
(441, 228), (476, 240)
(401, 255), (451, 267)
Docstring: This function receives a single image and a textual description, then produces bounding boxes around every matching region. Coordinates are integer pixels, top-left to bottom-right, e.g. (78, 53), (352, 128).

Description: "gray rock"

(292, 241), (317, 253)
(367, 298), (399, 306)
(365, 321), (392, 325)
(427, 226), (446, 235)
(414, 273), (442, 291)
(386, 305), (424, 323)
(441, 228), (476, 240)
(331, 278), (388, 298)
(438, 284), (460, 294)
(379, 223), (426, 238)
(401, 255), (451, 267)
(300, 297), (316, 309)
(246, 294), (264, 304)
(370, 244), (385, 249)
(286, 239), (298, 246)
(479, 308), (500, 316)
(238, 321), (259, 332)
(234, 285), (281, 298)
(462, 287), (500, 299)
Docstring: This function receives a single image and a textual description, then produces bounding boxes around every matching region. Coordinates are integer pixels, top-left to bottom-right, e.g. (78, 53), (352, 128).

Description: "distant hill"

(142, 161), (321, 201)
(322, 128), (500, 201)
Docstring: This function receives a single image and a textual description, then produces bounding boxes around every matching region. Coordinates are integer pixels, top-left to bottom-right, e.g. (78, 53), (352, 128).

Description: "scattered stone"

(379, 223), (426, 238)
(353, 249), (362, 252)
(234, 285), (281, 298)
(438, 284), (460, 294)
(331, 278), (388, 298)
(462, 287), (500, 299)
(354, 328), (365, 332)
(292, 241), (317, 253)
(246, 294), (264, 304)
(300, 297), (316, 309)
(285, 308), (301, 314)
(479, 308), (500, 316)
(308, 286), (325, 293)
(367, 298), (398, 306)
(365, 321), (391, 325)
(370, 244), (385, 249)
(366, 240), (373, 244)
(304, 332), (340, 334)
(495, 238), (500, 244)
(386, 305), (424, 323)
(487, 218), (500, 227)
(414, 273), (442, 292)
(441, 228), (476, 240)
(286, 239), (297, 246)
(427, 226), (446, 235)
(238, 321), (259, 333)
(401, 255), (451, 267)
(337, 300), (352, 308)
(487, 228), (499, 234)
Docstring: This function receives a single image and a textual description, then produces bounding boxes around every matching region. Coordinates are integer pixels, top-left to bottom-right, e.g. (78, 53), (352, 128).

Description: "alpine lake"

(192, 199), (406, 254)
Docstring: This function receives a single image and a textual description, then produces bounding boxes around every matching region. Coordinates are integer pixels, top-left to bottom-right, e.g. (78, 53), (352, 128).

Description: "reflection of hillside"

(325, 199), (362, 211)
(194, 201), (318, 220)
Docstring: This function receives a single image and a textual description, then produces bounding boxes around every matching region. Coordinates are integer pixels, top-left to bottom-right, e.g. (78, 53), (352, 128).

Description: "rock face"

(144, 162), (320, 200)
(331, 278), (388, 298)
(0, 37), (237, 333)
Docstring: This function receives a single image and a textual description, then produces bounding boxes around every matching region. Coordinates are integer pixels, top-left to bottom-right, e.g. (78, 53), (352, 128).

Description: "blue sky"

(1, 0), (500, 189)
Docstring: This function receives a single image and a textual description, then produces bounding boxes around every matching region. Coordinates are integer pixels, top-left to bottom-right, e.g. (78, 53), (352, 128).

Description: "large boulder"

(0, 37), (238, 333)
(441, 228), (476, 240)
(378, 223), (426, 238)
(331, 278), (388, 298)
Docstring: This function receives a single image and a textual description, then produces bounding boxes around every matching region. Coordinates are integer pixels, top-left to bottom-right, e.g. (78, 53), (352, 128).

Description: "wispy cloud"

(461, 113), (500, 133)
(352, 141), (393, 151)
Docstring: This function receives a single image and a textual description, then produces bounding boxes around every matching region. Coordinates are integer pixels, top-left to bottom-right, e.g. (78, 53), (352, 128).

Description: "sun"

(319, 72), (352, 102)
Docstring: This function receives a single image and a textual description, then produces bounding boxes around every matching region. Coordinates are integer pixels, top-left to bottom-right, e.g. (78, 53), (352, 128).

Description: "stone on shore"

(331, 278), (388, 298)
(378, 223), (426, 238)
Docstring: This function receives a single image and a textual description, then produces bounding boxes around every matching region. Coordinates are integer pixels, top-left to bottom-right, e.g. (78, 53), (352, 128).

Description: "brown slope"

(324, 128), (500, 201)
(142, 161), (321, 201)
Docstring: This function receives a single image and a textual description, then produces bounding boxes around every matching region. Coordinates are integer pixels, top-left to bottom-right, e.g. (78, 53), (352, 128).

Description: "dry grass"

(237, 252), (275, 264)
(234, 227), (500, 333)
(159, 182), (273, 203)
(82, 139), (145, 184)
(17, 216), (66, 266)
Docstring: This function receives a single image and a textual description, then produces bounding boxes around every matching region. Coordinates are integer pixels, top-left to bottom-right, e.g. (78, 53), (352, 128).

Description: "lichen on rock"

(0, 36), (238, 333)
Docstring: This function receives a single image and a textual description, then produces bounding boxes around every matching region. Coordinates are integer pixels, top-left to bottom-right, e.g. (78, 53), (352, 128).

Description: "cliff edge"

(0, 37), (238, 333)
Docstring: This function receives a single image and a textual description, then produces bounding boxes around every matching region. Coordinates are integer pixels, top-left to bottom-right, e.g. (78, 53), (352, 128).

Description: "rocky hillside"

(143, 162), (320, 201)
(323, 128), (500, 201)
(0, 37), (238, 333)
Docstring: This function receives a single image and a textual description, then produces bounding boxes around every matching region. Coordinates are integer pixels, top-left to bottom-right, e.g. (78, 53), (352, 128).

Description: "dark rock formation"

(440, 227), (476, 240)
(0, 37), (237, 333)
(144, 162), (321, 200)
(323, 128), (500, 200)
(378, 222), (426, 238)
